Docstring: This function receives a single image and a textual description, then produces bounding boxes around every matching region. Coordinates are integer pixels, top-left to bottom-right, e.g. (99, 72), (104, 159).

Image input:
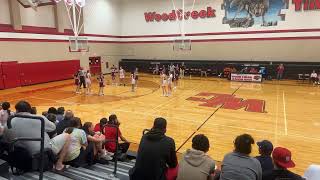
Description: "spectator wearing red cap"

(255, 140), (274, 174)
(263, 147), (305, 180)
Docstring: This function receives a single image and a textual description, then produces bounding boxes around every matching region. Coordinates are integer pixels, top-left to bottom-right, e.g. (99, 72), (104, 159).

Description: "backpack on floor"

(7, 146), (56, 175)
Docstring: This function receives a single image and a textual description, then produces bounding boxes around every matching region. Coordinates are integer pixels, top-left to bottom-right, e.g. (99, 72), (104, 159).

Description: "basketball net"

(54, 0), (86, 37)
(170, 0), (196, 40)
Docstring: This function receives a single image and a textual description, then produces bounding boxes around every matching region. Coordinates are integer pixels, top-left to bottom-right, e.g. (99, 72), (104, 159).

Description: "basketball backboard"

(17, 0), (56, 8)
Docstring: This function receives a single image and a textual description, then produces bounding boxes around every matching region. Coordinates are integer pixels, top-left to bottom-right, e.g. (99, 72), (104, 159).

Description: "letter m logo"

(186, 92), (266, 113)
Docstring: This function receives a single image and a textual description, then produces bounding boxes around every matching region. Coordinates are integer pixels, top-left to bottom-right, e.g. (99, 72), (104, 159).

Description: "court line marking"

(176, 83), (243, 151)
(275, 86), (279, 145)
(282, 91), (288, 135)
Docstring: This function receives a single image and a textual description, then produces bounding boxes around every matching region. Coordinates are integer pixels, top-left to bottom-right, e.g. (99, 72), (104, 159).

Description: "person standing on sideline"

(97, 73), (105, 96)
(85, 70), (92, 95)
(134, 67), (139, 88)
(111, 65), (116, 86)
(180, 63), (185, 79)
(276, 64), (285, 80)
(119, 66), (125, 86)
(131, 71), (136, 92)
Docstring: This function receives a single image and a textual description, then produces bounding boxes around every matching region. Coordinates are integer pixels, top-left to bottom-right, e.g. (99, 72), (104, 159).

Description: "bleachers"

(0, 160), (134, 180)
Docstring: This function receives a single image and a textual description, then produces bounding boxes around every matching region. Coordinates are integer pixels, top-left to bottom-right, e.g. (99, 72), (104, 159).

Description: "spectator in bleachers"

(56, 110), (74, 135)
(104, 114), (130, 154)
(263, 147), (305, 180)
(255, 140), (274, 175)
(56, 107), (65, 122)
(94, 117), (108, 134)
(48, 107), (58, 115)
(0, 102), (13, 130)
(129, 117), (177, 180)
(220, 134), (262, 180)
(82, 122), (112, 162)
(310, 70), (318, 84)
(31, 106), (37, 115)
(304, 164), (320, 180)
(46, 113), (57, 138)
(4, 100), (71, 171)
(177, 134), (216, 180)
(64, 117), (88, 166)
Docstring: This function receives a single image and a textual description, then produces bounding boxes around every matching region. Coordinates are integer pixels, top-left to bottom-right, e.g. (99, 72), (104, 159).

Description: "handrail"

(8, 114), (46, 180)
(102, 124), (120, 177)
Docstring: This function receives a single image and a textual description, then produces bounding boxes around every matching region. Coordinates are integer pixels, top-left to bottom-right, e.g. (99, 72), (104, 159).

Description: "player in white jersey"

(85, 70), (92, 95)
(131, 71), (136, 92)
(167, 72), (173, 96)
(119, 66), (125, 86)
(160, 72), (167, 96)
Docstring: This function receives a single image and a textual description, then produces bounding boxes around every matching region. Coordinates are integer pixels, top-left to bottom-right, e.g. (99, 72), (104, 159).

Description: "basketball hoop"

(55, 0), (89, 52)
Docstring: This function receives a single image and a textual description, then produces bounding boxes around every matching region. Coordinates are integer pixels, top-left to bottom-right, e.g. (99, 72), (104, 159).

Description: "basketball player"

(111, 65), (116, 86)
(167, 72), (173, 96)
(160, 72), (167, 96)
(134, 67), (139, 88)
(153, 64), (159, 75)
(97, 73), (105, 96)
(174, 67), (179, 89)
(78, 67), (86, 93)
(131, 71), (136, 92)
(85, 70), (92, 95)
(119, 66), (125, 86)
(74, 71), (80, 93)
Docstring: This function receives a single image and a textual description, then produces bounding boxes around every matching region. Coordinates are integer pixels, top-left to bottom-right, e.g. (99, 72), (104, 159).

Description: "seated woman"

(64, 117), (90, 167)
(104, 114), (130, 154)
(82, 122), (112, 162)
(94, 118), (108, 134)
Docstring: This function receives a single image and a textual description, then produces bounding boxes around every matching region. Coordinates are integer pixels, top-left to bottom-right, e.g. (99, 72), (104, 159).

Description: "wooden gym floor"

(1, 74), (320, 174)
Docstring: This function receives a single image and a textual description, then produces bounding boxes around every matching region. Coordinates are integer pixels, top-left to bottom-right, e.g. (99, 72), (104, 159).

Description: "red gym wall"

(0, 60), (80, 89)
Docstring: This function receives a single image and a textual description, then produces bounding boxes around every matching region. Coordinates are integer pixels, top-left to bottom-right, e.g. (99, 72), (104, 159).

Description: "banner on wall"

(221, 0), (289, 28)
(231, 73), (262, 83)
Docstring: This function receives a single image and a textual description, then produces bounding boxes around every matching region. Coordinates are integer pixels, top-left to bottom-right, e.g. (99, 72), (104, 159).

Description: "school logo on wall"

(221, 0), (289, 28)
(187, 92), (266, 113)
(144, 7), (216, 22)
(293, 0), (320, 11)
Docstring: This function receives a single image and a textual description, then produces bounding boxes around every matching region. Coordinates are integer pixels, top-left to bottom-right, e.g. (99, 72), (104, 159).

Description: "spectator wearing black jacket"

(129, 117), (177, 180)
(255, 140), (274, 175)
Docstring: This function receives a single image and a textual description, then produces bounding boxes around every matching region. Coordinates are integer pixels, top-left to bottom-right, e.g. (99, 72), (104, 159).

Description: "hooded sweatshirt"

(177, 148), (215, 180)
(130, 129), (177, 180)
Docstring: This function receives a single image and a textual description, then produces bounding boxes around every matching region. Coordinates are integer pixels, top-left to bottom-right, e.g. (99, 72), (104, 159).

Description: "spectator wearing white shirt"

(304, 164), (320, 180)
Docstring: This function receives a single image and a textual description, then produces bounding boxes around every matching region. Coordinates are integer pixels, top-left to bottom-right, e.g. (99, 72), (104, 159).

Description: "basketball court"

(1, 0), (320, 178)
(0, 75), (319, 174)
